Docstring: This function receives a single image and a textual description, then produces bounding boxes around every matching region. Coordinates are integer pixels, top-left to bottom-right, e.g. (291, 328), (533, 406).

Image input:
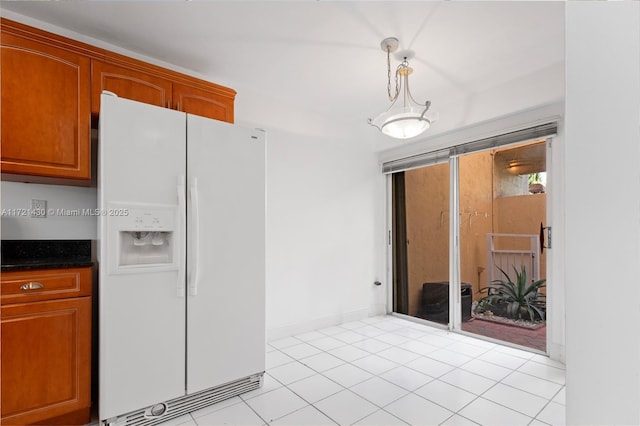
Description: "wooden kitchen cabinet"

(1, 267), (92, 426)
(91, 60), (173, 112)
(0, 30), (91, 181)
(1, 17), (236, 183)
(173, 81), (234, 122)
(92, 56), (235, 122)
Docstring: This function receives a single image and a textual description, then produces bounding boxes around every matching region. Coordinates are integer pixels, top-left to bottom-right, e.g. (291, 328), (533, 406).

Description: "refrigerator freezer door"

(98, 94), (187, 420)
(186, 115), (266, 394)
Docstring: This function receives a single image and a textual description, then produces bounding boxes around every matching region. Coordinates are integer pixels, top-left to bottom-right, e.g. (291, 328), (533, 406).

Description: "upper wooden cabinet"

(1, 18), (236, 184)
(1, 32), (91, 180)
(91, 60), (172, 112)
(92, 50), (235, 121)
(91, 60), (235, 122)
(173, 82), (234, 122)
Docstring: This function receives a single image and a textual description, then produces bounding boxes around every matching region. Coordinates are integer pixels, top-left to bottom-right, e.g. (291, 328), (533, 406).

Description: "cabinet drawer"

(1, 267), (92, 305)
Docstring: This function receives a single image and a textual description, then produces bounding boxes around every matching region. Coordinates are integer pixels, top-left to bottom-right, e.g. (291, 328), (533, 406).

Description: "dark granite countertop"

(1, 240), (93, 272)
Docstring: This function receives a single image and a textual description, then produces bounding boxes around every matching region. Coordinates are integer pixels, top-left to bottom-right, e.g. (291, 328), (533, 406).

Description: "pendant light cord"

(387, 46), (400, 102)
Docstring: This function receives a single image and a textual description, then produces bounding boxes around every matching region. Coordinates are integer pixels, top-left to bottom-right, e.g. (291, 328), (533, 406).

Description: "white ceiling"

(2, 1), (565, 151)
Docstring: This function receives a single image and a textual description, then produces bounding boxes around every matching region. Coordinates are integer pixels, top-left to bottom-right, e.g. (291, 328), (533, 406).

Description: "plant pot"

(529, 183), (545, 194)
(474, 299), (545, 322)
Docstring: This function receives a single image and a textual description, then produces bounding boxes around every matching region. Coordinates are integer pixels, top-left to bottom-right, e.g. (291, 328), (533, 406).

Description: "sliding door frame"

(392, 172), (410, 314)
(449, 156), (462, 331)
(382, 103), (564, 359)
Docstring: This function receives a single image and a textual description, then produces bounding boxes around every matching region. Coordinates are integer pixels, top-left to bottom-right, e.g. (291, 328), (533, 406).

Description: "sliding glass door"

(393, 162), (450, 323)
(458, 142), (548, 351)
(390, 136), (551, 352)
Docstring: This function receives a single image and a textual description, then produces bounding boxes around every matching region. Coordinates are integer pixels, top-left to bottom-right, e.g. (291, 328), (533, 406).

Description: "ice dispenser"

(120, 230), (172, 265)
(112, 205), (177, 269)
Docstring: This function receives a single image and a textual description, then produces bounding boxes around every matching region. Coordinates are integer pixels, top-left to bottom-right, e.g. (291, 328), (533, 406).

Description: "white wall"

(260, 127), (385, 340)
(565, 2), (640, 425)
(1, 182), (97, 240)
(231, 80), (388, 340)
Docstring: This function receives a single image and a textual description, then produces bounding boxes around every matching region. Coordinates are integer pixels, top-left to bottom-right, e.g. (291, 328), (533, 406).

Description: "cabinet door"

(91, 60), (172, 114)
(173, 82), (234, 123)
(1, 33), (91, 180)
(1, 297), (91, 425)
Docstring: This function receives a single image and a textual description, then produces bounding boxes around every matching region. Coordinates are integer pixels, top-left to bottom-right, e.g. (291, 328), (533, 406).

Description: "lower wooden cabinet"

(1, 268), (92, 426)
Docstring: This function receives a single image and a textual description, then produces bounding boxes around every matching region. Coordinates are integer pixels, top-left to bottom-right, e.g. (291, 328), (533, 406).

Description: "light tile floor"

(113, 316), (567, 426)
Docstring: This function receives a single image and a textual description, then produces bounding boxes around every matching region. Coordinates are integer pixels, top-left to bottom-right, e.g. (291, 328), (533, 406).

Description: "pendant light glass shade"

(369, 105), (431, 139)
(368, 37), (436, 140)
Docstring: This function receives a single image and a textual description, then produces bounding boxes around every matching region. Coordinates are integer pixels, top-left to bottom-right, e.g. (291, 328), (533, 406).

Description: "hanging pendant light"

(368, 37), (437, 139)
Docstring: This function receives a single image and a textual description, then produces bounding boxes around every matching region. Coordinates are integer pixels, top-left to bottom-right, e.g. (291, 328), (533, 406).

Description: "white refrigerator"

(98, 93), (265, 425)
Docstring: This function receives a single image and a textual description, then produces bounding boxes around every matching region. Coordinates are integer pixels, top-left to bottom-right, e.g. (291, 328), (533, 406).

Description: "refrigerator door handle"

(177, 176), (186, 297)
(189, 177), (200, 296)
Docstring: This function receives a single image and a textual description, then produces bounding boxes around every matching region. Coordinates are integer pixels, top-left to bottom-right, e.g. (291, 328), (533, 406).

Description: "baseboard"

(368, 303), (387, 317)
(547, 341), (566, 364)
(267, 308), (371, 342)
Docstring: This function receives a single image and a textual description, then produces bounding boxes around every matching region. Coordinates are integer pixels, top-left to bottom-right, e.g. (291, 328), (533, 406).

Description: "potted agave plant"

(475, 265), (546, 323)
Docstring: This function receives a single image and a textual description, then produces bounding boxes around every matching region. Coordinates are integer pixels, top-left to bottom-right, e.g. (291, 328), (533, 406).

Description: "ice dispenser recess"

(115, 206), (176, 268)
(120, 231), (172, 266)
